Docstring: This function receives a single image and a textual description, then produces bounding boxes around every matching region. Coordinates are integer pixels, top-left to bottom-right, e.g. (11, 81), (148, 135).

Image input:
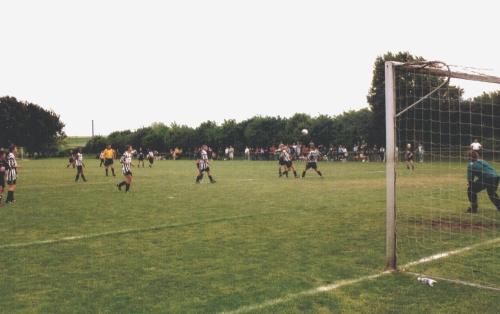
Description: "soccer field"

(0, 159), (498, 313)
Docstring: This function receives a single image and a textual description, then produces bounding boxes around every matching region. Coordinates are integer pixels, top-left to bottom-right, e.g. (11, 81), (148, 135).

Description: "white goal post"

(385, 60), (500, 270)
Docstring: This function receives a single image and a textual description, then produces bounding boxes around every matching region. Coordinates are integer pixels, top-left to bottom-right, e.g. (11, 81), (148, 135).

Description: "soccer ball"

(301, 129), (309, 135)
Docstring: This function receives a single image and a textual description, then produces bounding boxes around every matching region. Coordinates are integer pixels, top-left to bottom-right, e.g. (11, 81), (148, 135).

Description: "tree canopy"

(0, 96), (65, 153)
(84, 111), (375, 153)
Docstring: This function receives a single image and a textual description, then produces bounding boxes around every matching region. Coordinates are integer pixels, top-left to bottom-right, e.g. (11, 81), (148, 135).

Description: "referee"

(103, 144), (116, 177)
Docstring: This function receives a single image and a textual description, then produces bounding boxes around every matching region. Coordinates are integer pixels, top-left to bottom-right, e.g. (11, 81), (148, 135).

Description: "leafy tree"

(0, 96), (65, 153)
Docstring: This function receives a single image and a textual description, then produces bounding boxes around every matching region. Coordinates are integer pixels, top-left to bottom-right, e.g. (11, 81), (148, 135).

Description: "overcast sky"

(2, 1), (500, 136)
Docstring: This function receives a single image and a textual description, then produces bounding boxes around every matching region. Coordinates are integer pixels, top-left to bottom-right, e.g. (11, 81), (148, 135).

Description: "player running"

(74, 149), (87, 182)
(0, 150), (6, 205)
(302, 143), (323, 178)
(137, 148), (145, 168)
(103, 144), (116, 176)
(147, 150), (155, 168)
(117, 145), (133, 192)
(405, 144), (414, 171)
(466, 150), (500, 213)
(196, 145), (216, 183)
(5, 144), (18, 204)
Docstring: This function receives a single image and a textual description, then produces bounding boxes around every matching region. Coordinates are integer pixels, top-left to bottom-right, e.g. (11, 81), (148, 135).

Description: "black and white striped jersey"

(6, 152), (17, 181)
(280, 149), (291, 162)
(75, 153), (84, 167)
(307, 150), (320, 163)
(121, 151), (133, 174)
(199, 149), (209, 170)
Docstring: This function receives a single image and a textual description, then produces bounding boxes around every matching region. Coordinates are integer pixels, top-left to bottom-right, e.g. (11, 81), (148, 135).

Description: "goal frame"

(385, 61), (500, 270)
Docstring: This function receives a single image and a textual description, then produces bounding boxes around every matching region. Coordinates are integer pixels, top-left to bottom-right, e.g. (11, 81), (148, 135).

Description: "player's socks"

(112, 169), (115, 176)
(279, 168), (282, 177)
(284, 171), (288, 178)
(196, 174), (203, 183)
(293, 171), (298, 178)
(118, 181), (126, 191)
(302, 171), (306, 178)
(82, 175), (87, 182)
(0, 194), (3, 204)
(75, 174), (79, 182)
(125, 184), (130, 192)
(208, 175), (215, 183)
(106, 169), (109, 176)
(318, 171), (323, 177)
(6, 191), (13, 203)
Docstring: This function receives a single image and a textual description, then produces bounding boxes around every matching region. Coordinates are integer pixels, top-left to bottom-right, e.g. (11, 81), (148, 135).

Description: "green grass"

(0, 159), (498, 313)
(60, 136), (91, 151)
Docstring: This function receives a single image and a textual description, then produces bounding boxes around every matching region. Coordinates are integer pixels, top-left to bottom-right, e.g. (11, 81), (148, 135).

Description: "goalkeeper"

(467, 150), (500, 213)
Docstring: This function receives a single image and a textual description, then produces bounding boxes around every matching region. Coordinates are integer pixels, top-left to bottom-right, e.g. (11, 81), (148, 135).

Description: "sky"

(1, 0), (500, 136)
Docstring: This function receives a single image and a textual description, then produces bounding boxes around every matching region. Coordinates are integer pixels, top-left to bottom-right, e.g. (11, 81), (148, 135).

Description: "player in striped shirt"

(147, 150), (155, 168)
(74, 149), (87, 182)
(196, 145), (216, 183)
(0, 150), (6, 205)
(280, 145), (298, 178)
(5, 145), (18, 204)
(302, 143), (323, 178)
(117, 145), (133, 192)
(278, 144), (287, 177)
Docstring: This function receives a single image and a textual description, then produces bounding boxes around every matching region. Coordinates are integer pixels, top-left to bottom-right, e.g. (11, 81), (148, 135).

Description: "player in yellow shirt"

(103, 144), (116, 177)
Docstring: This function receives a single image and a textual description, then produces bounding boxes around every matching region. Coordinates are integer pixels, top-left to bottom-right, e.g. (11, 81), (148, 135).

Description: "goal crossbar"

(393, 61), (500, 84)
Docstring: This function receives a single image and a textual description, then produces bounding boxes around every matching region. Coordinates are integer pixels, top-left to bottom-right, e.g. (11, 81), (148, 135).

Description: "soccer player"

(74, 149), (87, 182)
(466, 150), (500, 213)
(137, 148), (145, 168)
(196, 145), (216, 183)
(277, 144), (287, 177)
(0, 150), (6, 205)
(470, 139), (482, 152)
(117, 145), (133, 192)
(405, 144), (414, 171)
(280, 145), (298, 178)
(103, 144), (116, 176)
(147, 150), (155, 167)
(66, 150), (76, 168)
(5, 144), (18, 204)
(417, 143), (424, 163)
(99, 150), (105, 167)
(302, 143), (323, 178)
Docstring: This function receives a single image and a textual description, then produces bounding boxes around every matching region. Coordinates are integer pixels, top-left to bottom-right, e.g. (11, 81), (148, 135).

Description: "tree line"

(0, 96), (65, 153)
(84, 109), (375, 154)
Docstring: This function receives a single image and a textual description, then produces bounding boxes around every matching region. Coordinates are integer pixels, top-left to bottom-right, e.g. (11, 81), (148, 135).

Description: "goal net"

(385, 61), (500, 289)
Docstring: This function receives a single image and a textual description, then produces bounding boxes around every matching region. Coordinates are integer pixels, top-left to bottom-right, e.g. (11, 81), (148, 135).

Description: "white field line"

(221, 237), (500, 314)
(220, 272), (391, 314)
(0, 209), (303, 250)
(405, 272), (500, 292)
(399, 237), (500, 269)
